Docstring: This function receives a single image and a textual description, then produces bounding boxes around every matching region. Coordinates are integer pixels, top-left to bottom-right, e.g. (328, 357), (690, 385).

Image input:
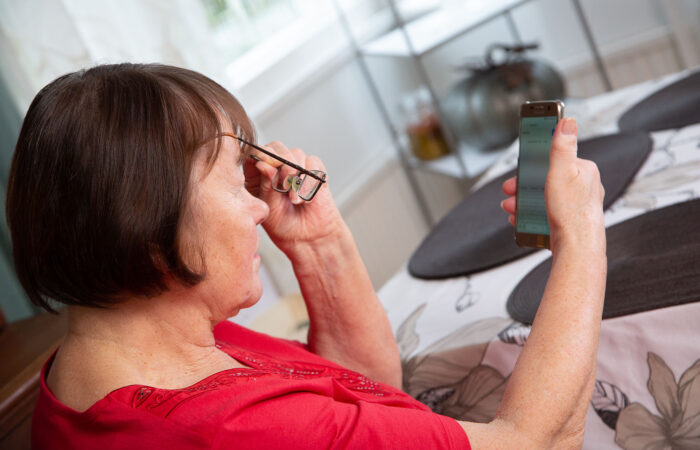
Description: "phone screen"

(516, 116), (558, 236)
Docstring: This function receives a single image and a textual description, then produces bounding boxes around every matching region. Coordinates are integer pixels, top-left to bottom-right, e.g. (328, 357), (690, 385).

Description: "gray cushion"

(507, 199), (700, 324)
(619, 71), (700, 132)
(408, 132), (653, 279)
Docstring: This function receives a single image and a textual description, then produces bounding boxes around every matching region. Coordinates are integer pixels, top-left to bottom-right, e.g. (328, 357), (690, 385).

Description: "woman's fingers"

(257, 141), (297, 198)
(246, 141), (292, 201)
(501, 177), (517, 226)
(545, 117), (605, 253)
(251, 141), (287, 169)
(287, 148), (307, 205)
(300, 154), (329, 204)
(303, 154), (327, 174)
(501, 196), (516, 215)
(254, 159), (277, 180)
(243, 157), (261, 196)
(247, 141), (327, 206)
(250, 147), (281, 169)
(502, 176), (517, 196)
(548, 118), (580, 179)
(265, 141), (294, 160)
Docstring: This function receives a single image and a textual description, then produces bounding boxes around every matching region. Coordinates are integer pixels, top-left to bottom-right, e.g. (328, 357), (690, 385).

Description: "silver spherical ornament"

(442, 44), (565, 150)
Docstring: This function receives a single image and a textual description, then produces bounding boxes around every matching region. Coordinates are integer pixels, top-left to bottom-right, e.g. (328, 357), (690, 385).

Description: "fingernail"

(500, 200), (505, 209)
(562, 118), (577, 135)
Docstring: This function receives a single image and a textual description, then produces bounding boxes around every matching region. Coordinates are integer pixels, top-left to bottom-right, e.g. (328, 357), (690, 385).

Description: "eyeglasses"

(221, 132), (327, 201)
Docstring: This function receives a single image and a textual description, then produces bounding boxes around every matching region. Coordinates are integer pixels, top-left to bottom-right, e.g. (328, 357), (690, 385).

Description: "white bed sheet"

(379, 70), (700, 449)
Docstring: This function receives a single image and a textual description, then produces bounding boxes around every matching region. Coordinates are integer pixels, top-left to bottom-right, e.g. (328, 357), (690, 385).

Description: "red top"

(33, 320), (470, 449)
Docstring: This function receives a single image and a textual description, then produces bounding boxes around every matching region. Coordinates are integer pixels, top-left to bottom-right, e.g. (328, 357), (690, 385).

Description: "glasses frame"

(221, 132), (327, 201)
(222, 133), (326, 183)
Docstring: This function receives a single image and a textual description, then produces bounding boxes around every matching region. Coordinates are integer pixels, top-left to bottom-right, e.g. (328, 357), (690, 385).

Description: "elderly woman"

(8, 64), (605, 449)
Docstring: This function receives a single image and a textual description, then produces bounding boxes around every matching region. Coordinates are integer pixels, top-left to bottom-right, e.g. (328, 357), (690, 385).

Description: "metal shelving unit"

(334, 0), (614, 226)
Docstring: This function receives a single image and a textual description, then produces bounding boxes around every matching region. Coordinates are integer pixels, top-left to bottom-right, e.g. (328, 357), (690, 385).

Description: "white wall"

(662, 0), (700, 68)
(254, 60), (394, 200)
(398, 0), (676, 99)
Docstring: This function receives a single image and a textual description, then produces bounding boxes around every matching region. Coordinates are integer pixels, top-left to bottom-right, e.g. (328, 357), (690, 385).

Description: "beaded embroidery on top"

(130, 340), (392, 415)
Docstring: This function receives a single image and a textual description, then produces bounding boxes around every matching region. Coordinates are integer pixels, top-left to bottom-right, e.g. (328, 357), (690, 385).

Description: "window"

(201, 0), (324, 62)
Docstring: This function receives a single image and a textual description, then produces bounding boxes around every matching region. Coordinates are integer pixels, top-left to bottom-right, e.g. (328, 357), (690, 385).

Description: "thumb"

(549, 117), (578, 170)
(254, 160), (279, 198)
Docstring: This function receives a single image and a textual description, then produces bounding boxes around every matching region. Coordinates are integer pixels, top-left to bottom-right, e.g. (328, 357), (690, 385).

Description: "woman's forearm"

(288, 224), (402, 389)
(503, 244), (605, 441)
(465, 239), (606, 448)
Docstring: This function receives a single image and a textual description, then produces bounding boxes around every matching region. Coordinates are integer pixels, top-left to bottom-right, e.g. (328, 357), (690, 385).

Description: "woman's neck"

(67, 291), (218, 357)
(48, 290), (245, 411)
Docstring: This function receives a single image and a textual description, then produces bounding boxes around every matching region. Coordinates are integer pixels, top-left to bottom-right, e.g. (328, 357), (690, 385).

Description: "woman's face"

(179, 133), (269, 321)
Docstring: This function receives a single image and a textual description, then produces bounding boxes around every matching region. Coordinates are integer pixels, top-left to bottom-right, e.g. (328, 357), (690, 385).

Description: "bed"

(378, 69), (700, 449)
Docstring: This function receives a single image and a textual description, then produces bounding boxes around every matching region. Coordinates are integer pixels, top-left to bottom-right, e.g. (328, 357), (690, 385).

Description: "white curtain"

(0, 0), (282, 322)
(0, 68), (34, 321)
(0, 0), (227, 112)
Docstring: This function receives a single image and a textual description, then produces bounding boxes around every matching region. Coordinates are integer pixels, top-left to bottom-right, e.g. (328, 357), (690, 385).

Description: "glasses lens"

(298, 170), (325, 200)
(272, 166), (292, 193)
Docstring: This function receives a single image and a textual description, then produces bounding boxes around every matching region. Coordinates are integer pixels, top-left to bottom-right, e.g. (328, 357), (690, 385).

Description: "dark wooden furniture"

(0, 311), (67, 450)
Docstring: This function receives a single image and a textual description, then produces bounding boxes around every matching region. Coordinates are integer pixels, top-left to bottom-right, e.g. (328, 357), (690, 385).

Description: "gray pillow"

(408, 132), (652, 279)
(619, 71), (700, 132)
(508, 199), (700, 324)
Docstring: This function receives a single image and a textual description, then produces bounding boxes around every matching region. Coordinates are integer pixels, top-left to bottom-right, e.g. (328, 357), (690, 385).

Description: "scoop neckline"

(41, 340), (274, 417)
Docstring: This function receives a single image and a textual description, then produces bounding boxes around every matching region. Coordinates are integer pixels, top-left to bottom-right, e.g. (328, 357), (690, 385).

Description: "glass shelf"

(361, 0), (529, 57)
(405, 137), (513, 180)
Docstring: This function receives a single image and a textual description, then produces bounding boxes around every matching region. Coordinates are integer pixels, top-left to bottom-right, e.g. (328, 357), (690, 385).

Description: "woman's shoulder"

(33, 353), (213, 449)
(34, 331), (468, 449)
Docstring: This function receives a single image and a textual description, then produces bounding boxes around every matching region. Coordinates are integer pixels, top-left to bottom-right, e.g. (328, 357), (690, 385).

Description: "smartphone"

(515, 100), (565, 249)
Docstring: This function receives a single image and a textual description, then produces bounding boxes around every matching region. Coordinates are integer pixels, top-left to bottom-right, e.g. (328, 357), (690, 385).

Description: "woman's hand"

(244, 141), (402, 388)
(243, 141), (346, 257)
(480, 117), (607, 448)
(502, 117), (605, 255)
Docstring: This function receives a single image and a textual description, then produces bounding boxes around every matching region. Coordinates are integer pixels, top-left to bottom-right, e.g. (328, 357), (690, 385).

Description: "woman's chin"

(240, 285), (264, 310)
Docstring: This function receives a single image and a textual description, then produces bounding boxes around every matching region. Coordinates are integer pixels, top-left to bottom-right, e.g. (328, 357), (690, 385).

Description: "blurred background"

(1, 0), (699, 324)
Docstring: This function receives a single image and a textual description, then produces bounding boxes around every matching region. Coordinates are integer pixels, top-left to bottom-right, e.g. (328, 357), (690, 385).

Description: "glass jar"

(400, 88), (450, 160)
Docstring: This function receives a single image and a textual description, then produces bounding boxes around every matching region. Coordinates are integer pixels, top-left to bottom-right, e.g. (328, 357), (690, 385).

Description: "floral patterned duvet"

(379, 70), (700, 449)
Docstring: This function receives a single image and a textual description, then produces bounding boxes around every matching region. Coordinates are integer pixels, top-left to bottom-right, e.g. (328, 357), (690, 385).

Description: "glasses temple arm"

(234, 135), (326, 183)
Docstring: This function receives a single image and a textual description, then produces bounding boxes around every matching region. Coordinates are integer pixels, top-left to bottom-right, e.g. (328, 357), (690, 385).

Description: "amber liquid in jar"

(406, 114), (450, 160)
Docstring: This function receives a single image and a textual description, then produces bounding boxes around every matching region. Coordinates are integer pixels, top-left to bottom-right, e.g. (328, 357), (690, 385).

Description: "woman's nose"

(253, 196), (270, 225)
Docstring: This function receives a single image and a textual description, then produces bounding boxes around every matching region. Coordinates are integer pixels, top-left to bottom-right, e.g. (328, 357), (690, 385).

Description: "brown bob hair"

(6, 63), (255, 311)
